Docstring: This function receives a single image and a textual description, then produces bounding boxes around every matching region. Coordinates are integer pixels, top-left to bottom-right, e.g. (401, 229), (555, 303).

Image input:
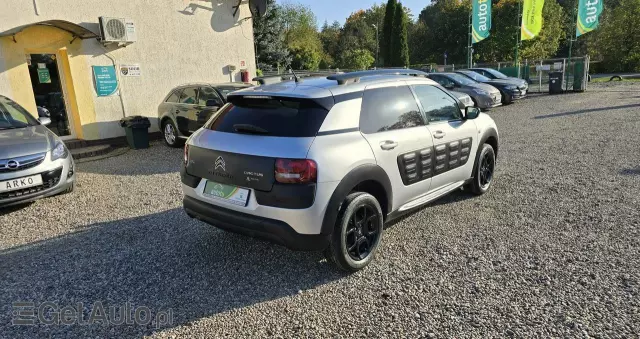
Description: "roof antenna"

(289, 68), (300, 83)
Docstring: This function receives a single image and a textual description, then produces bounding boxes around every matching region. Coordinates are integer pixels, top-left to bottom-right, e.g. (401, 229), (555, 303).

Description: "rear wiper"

(233, 124), (269, 135)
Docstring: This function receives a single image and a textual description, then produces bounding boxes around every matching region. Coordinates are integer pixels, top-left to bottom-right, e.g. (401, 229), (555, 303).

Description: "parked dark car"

(456, 70), (527, 104)
(428, 72), (502, 110)
(468, 68), (529, 89)
(158, 82), (253, 147)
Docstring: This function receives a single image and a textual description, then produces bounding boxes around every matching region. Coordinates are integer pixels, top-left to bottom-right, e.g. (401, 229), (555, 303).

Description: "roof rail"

(252, 71), (341, 85)
(327, 69), (429, 85)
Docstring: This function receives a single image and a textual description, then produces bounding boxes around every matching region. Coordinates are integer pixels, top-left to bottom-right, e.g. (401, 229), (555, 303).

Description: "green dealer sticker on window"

(203, 181), (250, 206)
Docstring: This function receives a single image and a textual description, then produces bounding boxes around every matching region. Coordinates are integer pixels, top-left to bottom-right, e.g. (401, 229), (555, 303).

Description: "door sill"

(398, 181), (465, 212)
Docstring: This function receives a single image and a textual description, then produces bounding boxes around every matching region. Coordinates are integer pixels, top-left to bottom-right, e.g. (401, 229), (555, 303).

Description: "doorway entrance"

(27, 53), (74, 138)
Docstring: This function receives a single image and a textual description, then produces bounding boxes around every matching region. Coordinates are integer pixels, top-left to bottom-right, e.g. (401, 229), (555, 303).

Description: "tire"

(162, 119), (183, 148)
(468, 143), (496, 195)
(324, 192), (384, 272)
(500, 91), (513, 104)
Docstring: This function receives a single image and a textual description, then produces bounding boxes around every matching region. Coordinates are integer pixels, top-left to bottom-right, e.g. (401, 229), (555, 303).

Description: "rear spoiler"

(252, 71), (342, 85)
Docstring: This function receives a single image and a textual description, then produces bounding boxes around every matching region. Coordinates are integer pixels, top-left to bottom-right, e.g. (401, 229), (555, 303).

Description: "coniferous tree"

(382, 0), (397, 66)
(391, 3), (410, 67)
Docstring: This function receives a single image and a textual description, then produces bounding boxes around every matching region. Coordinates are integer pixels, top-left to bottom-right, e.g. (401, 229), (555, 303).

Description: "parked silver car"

(0, 95), (75, 207)
(182, 70), (499, 271)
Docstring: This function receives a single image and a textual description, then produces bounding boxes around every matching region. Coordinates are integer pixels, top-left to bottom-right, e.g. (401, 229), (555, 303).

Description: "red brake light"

(275, 159), (317, 184)
(184, 144), (189, 165)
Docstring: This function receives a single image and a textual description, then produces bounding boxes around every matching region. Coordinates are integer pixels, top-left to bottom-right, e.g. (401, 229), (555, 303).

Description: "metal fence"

(259, 56), (591, 94)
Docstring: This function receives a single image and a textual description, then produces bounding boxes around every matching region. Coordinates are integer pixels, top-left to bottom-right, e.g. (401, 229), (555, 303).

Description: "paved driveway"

(1, 83), (639, 338)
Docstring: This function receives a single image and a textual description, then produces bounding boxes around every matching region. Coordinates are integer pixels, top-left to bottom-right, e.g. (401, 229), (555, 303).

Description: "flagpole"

(565, 4), (578, 92)
(468, 11), (472, 68)
(515, 0), (522, 76)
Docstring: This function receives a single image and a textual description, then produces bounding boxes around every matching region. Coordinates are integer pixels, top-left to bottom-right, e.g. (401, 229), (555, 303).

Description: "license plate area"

(0, 174), (43, 193)
(203, 180), (250, 207)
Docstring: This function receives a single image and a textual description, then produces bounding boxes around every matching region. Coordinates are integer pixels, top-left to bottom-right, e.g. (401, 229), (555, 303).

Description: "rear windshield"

(207, 96), (330, 137)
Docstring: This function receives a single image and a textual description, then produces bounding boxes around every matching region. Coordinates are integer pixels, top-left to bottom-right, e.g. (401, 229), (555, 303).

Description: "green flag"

(576, 0), (603, 37)
(472, 0), (492, 43)
(521, 0), (545, 40)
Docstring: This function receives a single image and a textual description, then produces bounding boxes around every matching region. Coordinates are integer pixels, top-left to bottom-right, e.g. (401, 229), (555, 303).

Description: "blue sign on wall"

(92, 66), (118, 97)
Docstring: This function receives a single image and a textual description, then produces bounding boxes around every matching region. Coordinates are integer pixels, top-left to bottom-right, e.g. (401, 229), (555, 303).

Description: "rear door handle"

(379, 140), (398, 150)
(433, 130), (446, 139)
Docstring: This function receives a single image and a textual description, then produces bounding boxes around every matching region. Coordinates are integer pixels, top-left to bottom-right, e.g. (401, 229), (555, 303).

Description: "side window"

(198, 87), (222, 106)
(360, 85), (424, 134)
(165, 90), (181, 103)
(413, 85), (462, 122)
(430, 75), (453, 88)
(180, 87), (197, 105)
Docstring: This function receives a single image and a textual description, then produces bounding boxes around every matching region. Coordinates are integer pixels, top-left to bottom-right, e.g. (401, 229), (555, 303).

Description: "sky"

(276, 0), (428, 27)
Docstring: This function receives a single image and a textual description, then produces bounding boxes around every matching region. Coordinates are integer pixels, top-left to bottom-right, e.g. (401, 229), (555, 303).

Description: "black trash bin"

(119, 116), (151, 149)
(549, 71), (565, 94)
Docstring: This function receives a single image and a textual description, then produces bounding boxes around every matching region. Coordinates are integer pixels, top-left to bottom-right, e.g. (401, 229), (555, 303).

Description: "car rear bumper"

(0, 155), (75, 208)
(183, 195), (329, 251)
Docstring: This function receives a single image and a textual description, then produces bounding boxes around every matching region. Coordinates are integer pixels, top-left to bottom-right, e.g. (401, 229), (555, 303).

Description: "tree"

(382, 0), (398, 66)
(589, 0), (640, 72)
(253, 0), (290, 71)
(319, 20), (342, 68)
(280, 2), (323, 70)
(341, 49), (375, 70)
(391, 3), (410, 67)
(416, 0), (470, 65)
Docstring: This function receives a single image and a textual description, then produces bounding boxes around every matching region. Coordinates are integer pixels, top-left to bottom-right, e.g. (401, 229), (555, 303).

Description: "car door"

(359, 83), (434, 211)
(195, 86), (224, 129)
(412, 84), (478, 192)
(175, 86), (199, 135)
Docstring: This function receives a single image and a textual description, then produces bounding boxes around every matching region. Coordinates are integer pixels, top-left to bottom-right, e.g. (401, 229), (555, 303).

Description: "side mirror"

(444, 83), (455, 90)
(205, 99), (221, 107)
(39, 117), (52, 126)
(464, 106), (480, 120)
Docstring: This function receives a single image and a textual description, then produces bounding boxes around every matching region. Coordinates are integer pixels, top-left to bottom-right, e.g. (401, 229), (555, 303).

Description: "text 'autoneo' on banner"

(576, 0), (603, 37)
(472, 0), (492, 43)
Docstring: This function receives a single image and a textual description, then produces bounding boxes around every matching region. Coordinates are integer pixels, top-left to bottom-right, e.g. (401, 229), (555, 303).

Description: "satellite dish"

(249, 0), (268, 18)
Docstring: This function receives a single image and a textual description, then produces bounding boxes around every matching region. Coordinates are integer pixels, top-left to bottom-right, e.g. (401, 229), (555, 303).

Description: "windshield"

(458, 71), (491, 82)
(216, 86), (249, 100)
(484, 69), (508, 79)
(447, 73), (477, 85)
(0, 97), (39, 130)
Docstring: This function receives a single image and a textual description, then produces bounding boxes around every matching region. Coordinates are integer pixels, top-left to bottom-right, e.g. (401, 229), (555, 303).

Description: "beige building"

(0, 0), (256, 141)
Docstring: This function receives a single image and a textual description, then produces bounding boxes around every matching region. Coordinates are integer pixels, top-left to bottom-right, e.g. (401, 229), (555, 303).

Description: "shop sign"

(120, 64), (141, 77)
(37, 68), (51, 84)
(92, 66), (118, 97)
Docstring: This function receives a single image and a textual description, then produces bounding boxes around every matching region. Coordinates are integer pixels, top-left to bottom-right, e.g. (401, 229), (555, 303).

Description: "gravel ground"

(1, 82), (639, 338)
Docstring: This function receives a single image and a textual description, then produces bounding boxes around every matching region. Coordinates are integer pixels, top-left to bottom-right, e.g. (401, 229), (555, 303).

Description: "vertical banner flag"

(576, 0), (603, 37)
(472, 0), (492, 43)
(521, 0), (545, 40)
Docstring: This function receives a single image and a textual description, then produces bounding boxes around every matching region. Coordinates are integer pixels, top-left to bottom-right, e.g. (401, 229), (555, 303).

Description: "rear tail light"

(275, 159), (317, 184)
(184, 144), (189, 165)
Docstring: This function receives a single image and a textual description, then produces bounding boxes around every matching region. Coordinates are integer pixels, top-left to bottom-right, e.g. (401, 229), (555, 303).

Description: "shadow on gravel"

(79, 143), (183, 176)
(0, 208), (343, 337)
(0, 202), (33, 216)
(534, 103), (640, 119)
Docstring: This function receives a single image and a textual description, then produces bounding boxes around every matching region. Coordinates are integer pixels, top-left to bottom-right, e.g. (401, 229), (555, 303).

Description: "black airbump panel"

(397, 137), (473, 185)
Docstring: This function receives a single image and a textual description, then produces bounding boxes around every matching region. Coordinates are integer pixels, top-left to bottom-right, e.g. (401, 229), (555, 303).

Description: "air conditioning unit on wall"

(98, 17), (136, 45)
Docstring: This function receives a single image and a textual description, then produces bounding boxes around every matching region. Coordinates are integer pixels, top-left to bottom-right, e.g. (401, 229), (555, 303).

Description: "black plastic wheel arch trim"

(320, 164), (392, 236)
